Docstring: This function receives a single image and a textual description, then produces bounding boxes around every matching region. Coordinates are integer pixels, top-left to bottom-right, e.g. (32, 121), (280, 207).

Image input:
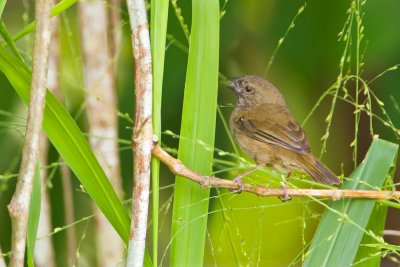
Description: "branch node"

(152, 135), (159, 147)
(199, 176), (212, 189)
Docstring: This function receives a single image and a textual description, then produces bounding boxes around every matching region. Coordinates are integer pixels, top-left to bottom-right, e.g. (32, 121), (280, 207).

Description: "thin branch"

(7, 0), (52, 266)
(34, 0), (60, 265)
(152, 144), (400, 200)
(126, 0), (153, 266)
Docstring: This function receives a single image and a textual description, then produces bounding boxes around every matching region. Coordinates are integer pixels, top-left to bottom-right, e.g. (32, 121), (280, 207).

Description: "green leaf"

(170, 0), (220, 266)
(352, 202), (388, 266)
(27, 165), (41, 267)
(303, 138), (398, 266)
(353, 151), (398, 266)
(0, 19), (25, 62)
(150, 0), (169, 266)
(0, 0), (6, 18)
(0, 44), (130, 243)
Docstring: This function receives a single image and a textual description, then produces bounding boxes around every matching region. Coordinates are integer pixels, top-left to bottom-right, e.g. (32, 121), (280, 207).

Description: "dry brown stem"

(7, 0), (52, 266)
(125, 0), (153, 266)
(152, 144), (400, 200)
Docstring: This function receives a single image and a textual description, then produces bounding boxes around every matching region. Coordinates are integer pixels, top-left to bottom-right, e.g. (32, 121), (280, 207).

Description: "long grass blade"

(170, 0), (220, 265)
(303, 138), (398, 266)
(353, 150), (398, 266)
(352, 202), (388, 266)
(150, 0), (169, 266)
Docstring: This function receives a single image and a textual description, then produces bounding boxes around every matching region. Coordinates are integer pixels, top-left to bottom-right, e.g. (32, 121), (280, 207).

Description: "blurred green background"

(0, 0), (399, 266)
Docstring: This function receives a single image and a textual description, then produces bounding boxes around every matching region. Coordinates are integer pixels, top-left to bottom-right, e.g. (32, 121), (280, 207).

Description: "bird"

(226, 75), (340, 197)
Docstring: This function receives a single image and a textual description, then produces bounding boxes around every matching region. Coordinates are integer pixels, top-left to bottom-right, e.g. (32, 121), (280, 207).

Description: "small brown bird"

(227, 75), (340, 191)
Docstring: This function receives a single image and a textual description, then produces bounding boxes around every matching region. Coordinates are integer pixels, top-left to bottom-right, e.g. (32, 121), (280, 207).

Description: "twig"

(125, 0), (153, 266)
(7, 0), (52, 266)
(35, 0), (60, 265)
(79, 0), (124, 265)
(152, 144), (400, 200)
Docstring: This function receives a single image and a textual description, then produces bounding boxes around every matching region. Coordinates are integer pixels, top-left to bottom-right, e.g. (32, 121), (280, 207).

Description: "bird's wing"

(235, 104), (310, 154)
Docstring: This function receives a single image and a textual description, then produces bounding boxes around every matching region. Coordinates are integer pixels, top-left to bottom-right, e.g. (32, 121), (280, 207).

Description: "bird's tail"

(297, 154), (340, 185)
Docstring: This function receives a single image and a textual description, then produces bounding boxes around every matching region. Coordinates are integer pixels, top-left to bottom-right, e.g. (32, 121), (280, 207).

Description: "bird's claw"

(230, 177), (245, 194)
(279, 185), (292, 202)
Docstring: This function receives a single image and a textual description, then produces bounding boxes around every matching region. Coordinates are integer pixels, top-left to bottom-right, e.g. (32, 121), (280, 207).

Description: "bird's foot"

(279, 185), (292, 202)
(229, 166), (261, 194)
(230, 176), (245, 194)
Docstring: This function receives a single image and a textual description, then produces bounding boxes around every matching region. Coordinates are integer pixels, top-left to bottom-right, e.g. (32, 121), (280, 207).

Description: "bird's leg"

(279, 172), (292, 202)
(232, 165), (262, 193)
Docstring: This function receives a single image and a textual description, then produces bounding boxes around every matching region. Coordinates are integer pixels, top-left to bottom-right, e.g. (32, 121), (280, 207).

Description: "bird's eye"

(245, 86), (253, 93)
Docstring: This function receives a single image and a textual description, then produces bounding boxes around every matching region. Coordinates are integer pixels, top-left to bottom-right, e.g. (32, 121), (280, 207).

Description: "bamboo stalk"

(7, 0), (52, 266)
(78, 0), (124, 266)
(125, 0), (153, 266)
(153, 144), (400, 200)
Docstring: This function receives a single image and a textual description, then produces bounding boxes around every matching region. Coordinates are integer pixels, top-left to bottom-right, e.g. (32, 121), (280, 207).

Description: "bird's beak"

(226, 78), (240, 95)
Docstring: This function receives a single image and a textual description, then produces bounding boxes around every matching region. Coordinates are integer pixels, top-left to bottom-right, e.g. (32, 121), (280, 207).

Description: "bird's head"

(227, 75), (286, 107)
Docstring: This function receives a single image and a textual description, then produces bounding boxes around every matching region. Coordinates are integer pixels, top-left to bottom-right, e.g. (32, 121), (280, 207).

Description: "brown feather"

(233, 104), (310, 154)
(297, 154), (340, 185)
